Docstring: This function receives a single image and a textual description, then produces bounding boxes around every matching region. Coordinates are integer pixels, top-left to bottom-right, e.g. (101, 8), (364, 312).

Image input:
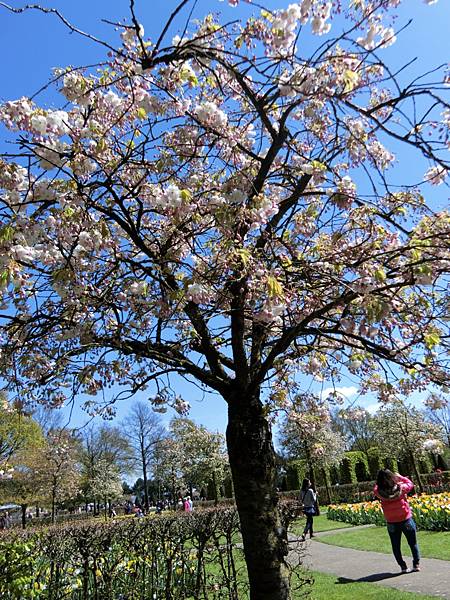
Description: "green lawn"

(319, 526), (450, 561)
(290, 514), (354, 536)
(310, 571), (439, 600)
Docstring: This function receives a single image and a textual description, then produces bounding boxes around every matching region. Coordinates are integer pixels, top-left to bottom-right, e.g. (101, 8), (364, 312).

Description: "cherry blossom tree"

(279, 393), (345, 501)
(37, 430), (81, 523)
(0, 0), (449, 597)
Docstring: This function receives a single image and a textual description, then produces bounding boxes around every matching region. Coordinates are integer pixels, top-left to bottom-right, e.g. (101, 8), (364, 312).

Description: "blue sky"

(1, 0), (448, 434)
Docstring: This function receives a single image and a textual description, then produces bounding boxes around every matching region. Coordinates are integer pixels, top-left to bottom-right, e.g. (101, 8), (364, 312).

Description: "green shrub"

(0, 502), (304, 599)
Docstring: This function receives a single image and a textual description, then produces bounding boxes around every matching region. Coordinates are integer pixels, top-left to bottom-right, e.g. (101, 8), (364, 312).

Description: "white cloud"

(365, 403), (379, 415)
(321, 386), (358, 401)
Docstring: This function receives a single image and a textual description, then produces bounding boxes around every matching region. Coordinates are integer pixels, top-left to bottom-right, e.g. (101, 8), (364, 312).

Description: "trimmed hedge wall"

(286, 449), (402, 492)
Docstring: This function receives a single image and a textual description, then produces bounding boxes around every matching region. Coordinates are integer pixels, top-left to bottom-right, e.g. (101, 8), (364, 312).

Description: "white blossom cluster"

(194, 101), (228, 129)
(422, 438), (444, 453)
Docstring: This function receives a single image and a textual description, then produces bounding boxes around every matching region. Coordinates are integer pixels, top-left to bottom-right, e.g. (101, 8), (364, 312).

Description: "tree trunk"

(141, 445), (150, 512)
(322, 468), (332, 504)
(307, 462), (316, 491)
(410, 453), (424, 493)
(226, 393), (290, 600)
(212, 470), (218, 506)
(21, 504), (27, 529)
(51, 491), (56, 524)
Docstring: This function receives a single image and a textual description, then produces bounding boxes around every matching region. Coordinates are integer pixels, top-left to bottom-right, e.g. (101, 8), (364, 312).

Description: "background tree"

(331, 407), (377, 453)
(152, 436), (185, 503)
(373, 400), (445, 491)
(279, 394), (345, 501)
(80, 424), (132, 513)
(170, 417), (229, 503)
(425, 393), (450, 448)
(122, 401), (165, 511)
(0, 445), (46, 528)
(0, 1), (449, 597)
(36, 430), (82, 523)
(84, 458), (124, 520)
(0, 394), (43, 467)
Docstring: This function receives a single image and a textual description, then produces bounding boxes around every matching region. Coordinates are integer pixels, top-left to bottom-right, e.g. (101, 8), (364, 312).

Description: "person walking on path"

(300, 478), (317, 541)
(374, 469), (420, 573)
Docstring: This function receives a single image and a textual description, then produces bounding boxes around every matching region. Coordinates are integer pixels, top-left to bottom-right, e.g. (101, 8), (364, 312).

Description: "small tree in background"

(279, 394), (345, 501)
(152, 437), (185, 503)
(122, 401), (166, 511)
(170, 418), (229, 503)
(425, 393), (450, 449)
(85, 458), (124, 519)
(331, 407), (377, 453)
(36, 430), (81, 523)
(0, 393), (43, 468)
(80, 424), (132, 513)
(0, 445), (46, 528)
(373, 400), (445, 491)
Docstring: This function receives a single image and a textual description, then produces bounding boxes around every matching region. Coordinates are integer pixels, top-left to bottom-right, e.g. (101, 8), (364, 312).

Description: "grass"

(290, 514), (354, 536)
(319, 525), (450, 561)
(310, 570), (439, 600)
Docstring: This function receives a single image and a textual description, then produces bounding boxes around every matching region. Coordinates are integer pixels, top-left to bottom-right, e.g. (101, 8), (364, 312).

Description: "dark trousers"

(387, 518), (420, 569)
(303, 513), (314, 536)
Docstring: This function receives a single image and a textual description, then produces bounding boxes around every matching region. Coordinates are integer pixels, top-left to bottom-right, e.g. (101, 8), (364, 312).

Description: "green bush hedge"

(0, 502), (303, 600)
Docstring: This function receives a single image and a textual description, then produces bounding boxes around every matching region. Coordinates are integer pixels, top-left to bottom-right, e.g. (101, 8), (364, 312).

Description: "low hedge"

(0, 501), (303, 600)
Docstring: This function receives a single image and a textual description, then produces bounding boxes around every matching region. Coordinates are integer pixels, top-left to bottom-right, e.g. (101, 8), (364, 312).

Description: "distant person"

(374, 469), (420, 573)
(0, 512), (8, 530)
(300, 478), (317, 541)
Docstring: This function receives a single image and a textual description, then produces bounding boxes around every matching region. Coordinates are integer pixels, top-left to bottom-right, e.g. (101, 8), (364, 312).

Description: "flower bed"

(327, 493), (450, 531)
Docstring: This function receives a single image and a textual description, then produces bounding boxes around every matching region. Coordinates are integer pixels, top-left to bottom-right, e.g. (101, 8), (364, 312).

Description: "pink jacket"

(374, 475), (414, 523)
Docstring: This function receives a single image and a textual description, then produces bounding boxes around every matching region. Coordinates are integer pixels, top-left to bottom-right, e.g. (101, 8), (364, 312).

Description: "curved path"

(292, 529), (449, 598)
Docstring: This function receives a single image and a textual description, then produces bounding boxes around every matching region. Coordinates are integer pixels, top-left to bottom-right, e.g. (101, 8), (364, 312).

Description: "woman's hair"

(301, 478), (311, 492)
(376, 469), (397, 491)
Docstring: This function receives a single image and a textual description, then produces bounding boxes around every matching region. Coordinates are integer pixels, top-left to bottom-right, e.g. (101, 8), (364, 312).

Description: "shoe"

(412, 565), (420, 572)
(310, 534), (315, 538)
(300, 535), (306, 542)
(401, 567), (410, 574)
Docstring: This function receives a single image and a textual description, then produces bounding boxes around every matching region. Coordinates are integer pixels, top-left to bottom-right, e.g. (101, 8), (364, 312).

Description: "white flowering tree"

(0, 1), (449, 596)
(169, 417), (229, 502)
(85, 458), (124, 519)
(279, 393), (345, 500)
(152, 436), (186, 501)
(373, 400), (445, 490)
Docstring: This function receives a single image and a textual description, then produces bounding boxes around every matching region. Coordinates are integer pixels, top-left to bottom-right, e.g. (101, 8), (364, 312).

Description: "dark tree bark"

(226, 391), (290, 600)
(410, 453), (424, 493)
(322, 468), (332, 505)
(21, 504), (27, 529)
(141, 442), (149, 512)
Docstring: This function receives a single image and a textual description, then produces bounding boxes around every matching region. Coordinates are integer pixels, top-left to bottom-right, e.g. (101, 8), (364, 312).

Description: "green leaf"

(267, 275), (283, 298)
(374, 268), (386, 283)
(424, 332), (440, 349)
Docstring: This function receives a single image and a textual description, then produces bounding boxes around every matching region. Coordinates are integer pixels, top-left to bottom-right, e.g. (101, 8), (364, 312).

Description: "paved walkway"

(290, 529), (450, 598)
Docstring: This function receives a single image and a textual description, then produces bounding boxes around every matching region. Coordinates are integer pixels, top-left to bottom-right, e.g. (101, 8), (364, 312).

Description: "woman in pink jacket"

(374, 470), (420, 573)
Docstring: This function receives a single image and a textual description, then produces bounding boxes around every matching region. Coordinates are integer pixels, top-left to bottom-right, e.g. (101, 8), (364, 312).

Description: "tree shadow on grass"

(336, 572), (404, 584)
